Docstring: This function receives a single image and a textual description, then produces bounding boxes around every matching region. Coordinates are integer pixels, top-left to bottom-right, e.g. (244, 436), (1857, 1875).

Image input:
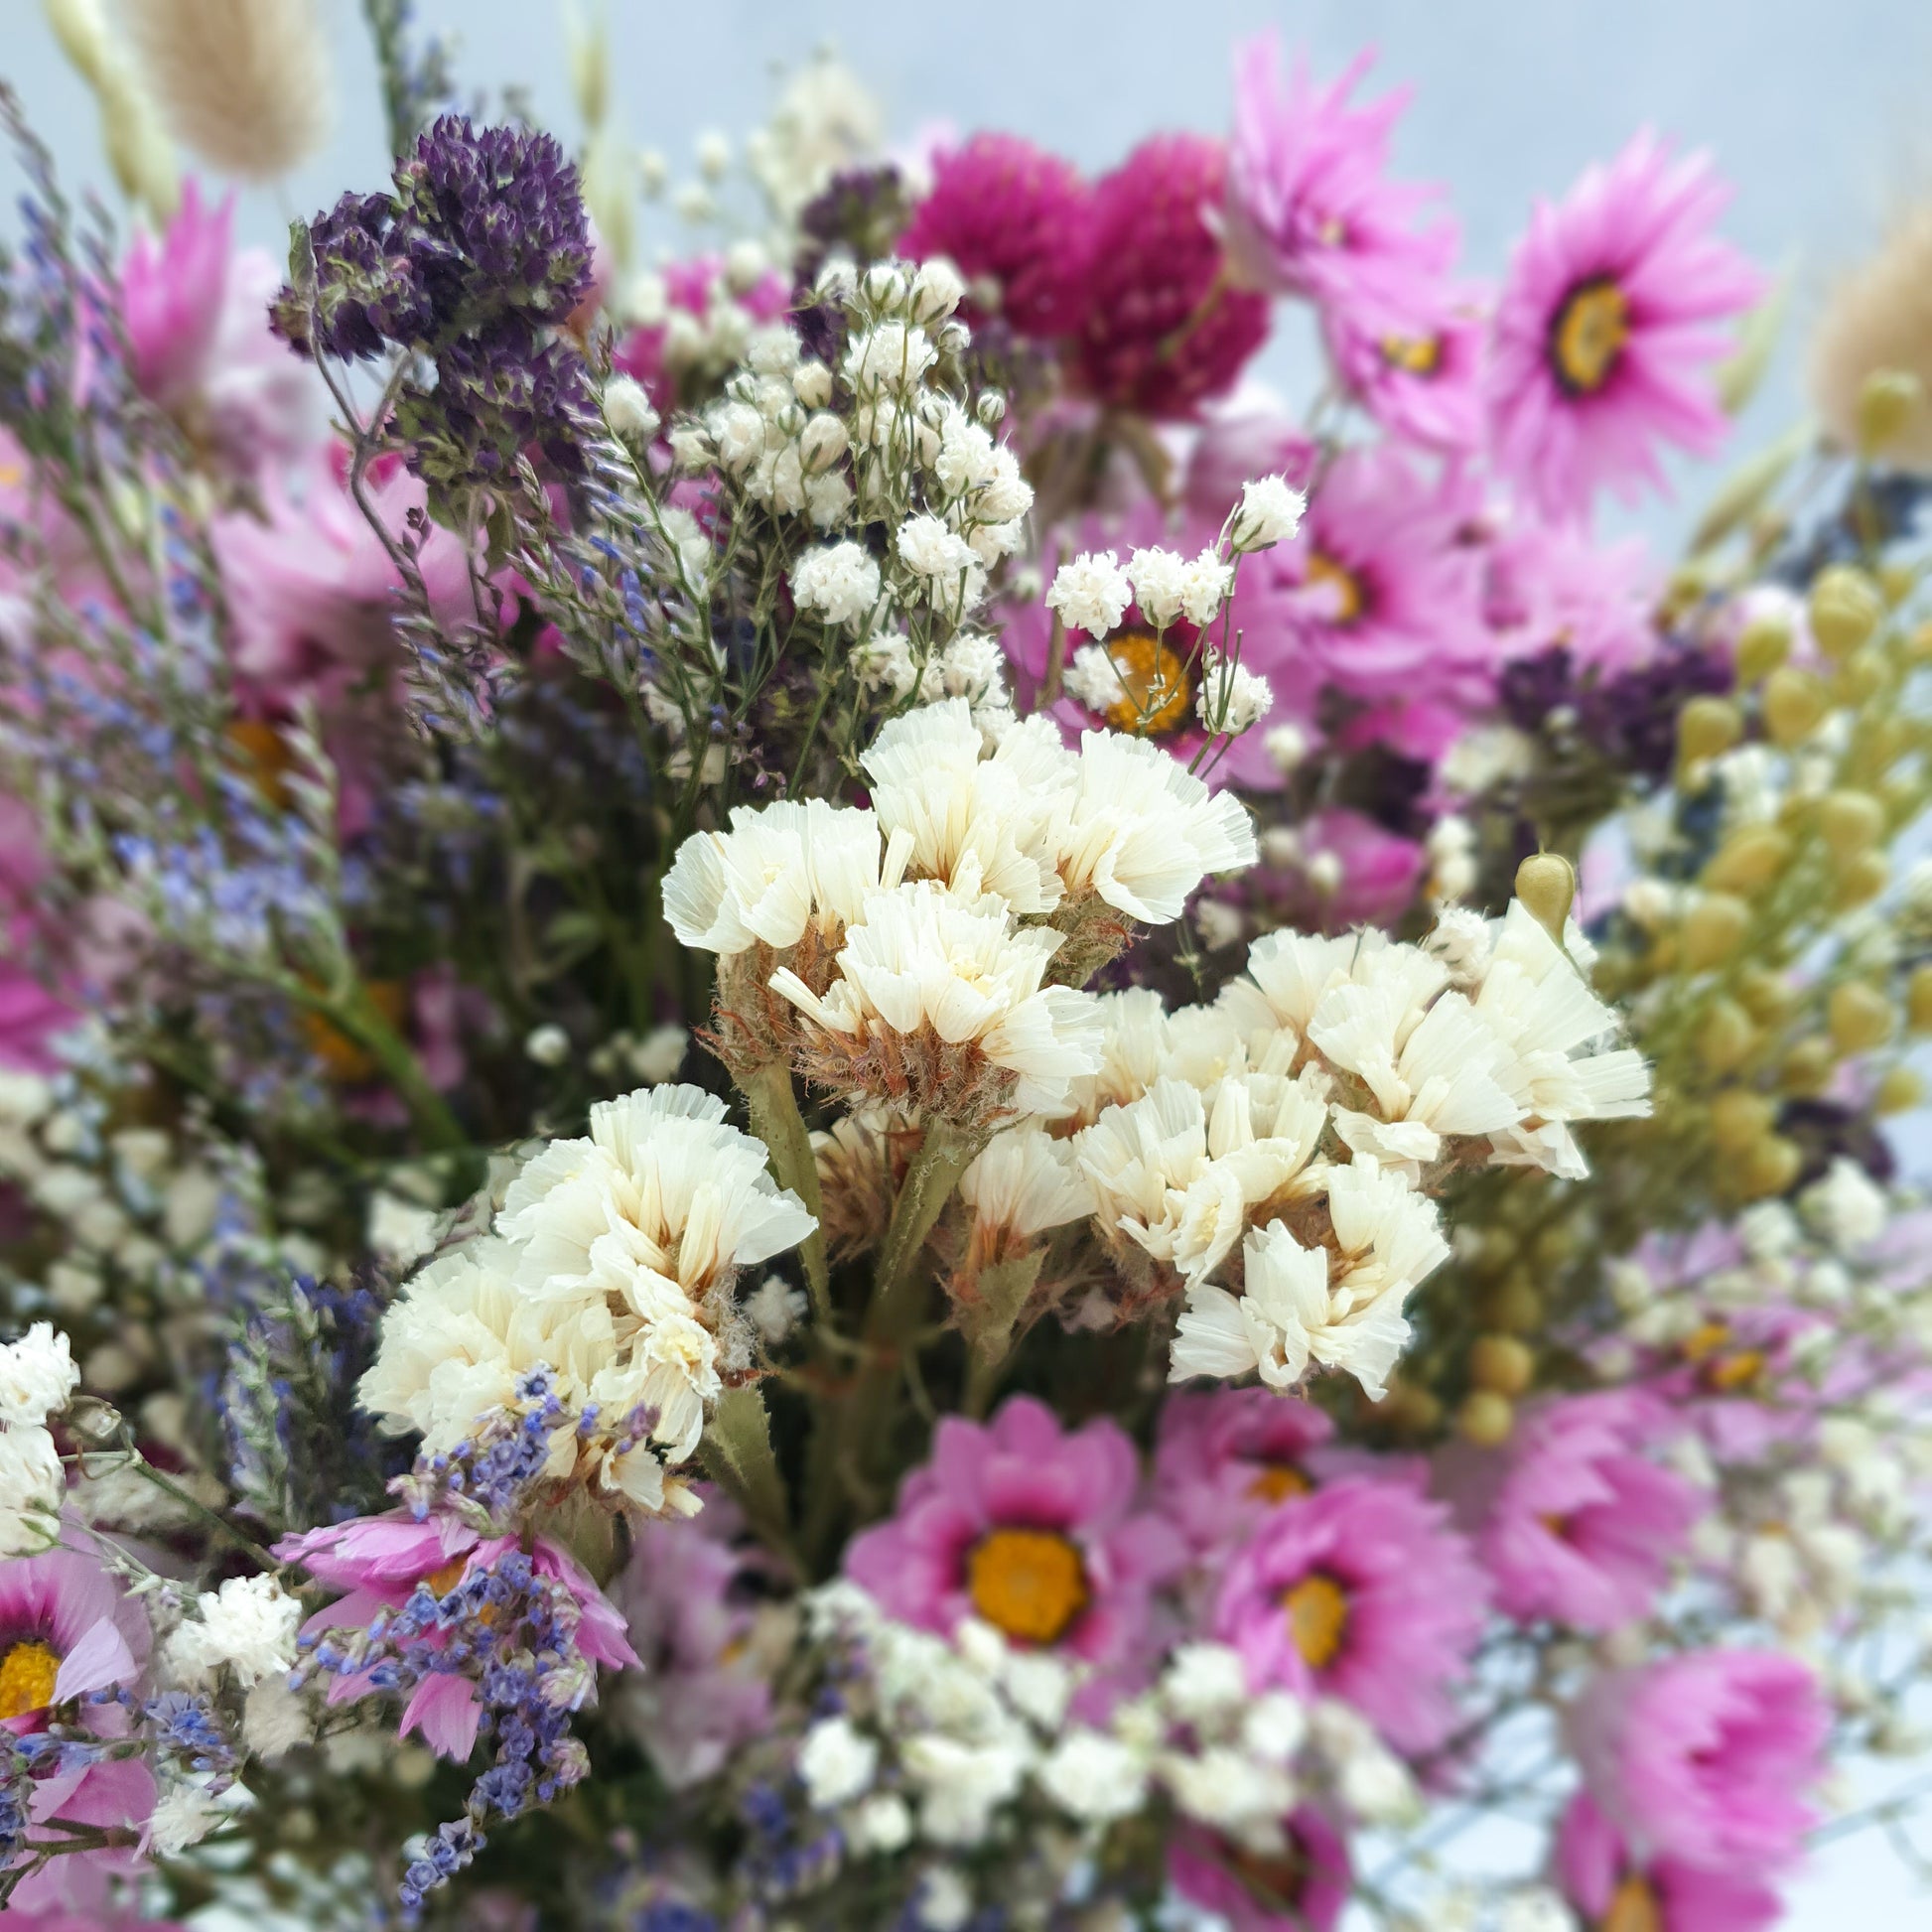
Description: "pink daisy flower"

(1, 1545), (157, 1914)
(1226, 38), (1451, 321)
(1325, 285), (1489, 452)
(843, 1396), (1179, 1668)
(1073, 135), (1271, 422)
(119, 181), (315, 484)
(1155, 1388), (1337, 1556)
(1248, 806), (1428, 934)
(1471, 1391), (1705, 1631)
(1487, 130), (1764, 522)
(1479, 514), (1660, 675)
(897, 133), (1092, 339)
(1238, 444), (1493, 722)
(1168, 1810), (1351, 1932)
(1572, 1649), (1828, 1873)
(613, 1496), (772, 1789)
(275, 1510), (638, 1761)
(1556, 1791), (1783, 1932)
(1212, 1475), (1487, 1755)
(1000, 502), (1319, 791)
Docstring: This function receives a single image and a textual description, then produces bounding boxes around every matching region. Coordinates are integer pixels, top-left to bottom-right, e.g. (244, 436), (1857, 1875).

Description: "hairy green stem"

(742, 1058), (831, 1321)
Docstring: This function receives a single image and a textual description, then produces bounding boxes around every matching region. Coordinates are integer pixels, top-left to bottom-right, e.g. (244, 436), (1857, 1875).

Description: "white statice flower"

(862, 700), (1068, 913)
(630, 1024), (690, 1084)
(0, 1321), (78, 1428)
(770, 880), (1104, 1117)
(746, 1273), (806, 1346)
(1469, 902), (1652, 1178)
(149, 1782), (227, 1857)
(1045, 551), (1133, 637)
(1063, 989), (1251, 1125)
(0, 1424), (65, 1555)
(901, 1731), (1032, 1845)
(1035, 1728), (1149, 1824)
(367, 1191), (441, 1268)
(938, 631), (1006, 705)
(854, 627), (922, 699)
(708, 398), (765, 474)
(790, 541), (883, 628)
(241, 1679), (313, 1760)
(1063, 642), (1128, 715)
(1161, 1743), (1297, 1843)
(1195, 650), (1272, 736)
(662, 799), (894, 954)
(603, 374), (660, 445)
(915, 1866), (976, 1932)
(1160, 1642), (1249, 1725)
(897, 512), (979, 584)
(958, 1122), (1091, 1243)
(910, 256), (967, 324)
(1051, 732), (1258, 924)
(1426, 903), (1491, 986)
(844, 321), (938, 396)
(1126, 546), (1189, 627)
(1800, 1157), (1888, 1254)
(1076, 1072), (1326, 1283)
(1230, 474), (1308, 551)
(1179, 548), (1236, 626)
(798, 1714), (880, 1808)
(169, 1576), (302, 1690)
(850, 1790), (914, 1854)
(1173, 1160), (1448, 1401)
(1306, 944), (1522, 1169)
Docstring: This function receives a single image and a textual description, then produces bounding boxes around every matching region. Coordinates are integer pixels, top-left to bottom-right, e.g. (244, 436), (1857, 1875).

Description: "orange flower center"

(1097, 629), (1194, 737)
(1304, 551), (1366, 626)
(1246, 1462), (1312, 1505)
(1550, 276), (1630, 395)
(424, 1559), (471, 1597)
(0, 1639), (62, 1722)
(1602, 1873), (1662, 1932)
(1281, 1572), (1349, 1669)
(1380, 333), (1443, 376)
(966, 1527), (1089, 1646)
(226, 719), (296, 810)
(304, 978), (409, 1085)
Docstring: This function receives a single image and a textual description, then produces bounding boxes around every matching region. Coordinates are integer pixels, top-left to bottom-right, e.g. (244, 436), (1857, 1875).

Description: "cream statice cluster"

(0, 1318), (79, 1553)
(358, 1084), (814, 1510)
(666, 698), (1256, 1126)
(1033, 898), (1652, 1400)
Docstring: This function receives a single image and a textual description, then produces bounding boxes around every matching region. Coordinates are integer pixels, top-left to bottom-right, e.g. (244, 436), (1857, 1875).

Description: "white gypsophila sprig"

(791, 541), (883, 629)
(1045, 552), (1134, 637)
(0, 1321), (79, 1428)
(168, 1575), (302, 1690)
(1195, 649), (1273, 737)
(1229, 475), (1308, 552)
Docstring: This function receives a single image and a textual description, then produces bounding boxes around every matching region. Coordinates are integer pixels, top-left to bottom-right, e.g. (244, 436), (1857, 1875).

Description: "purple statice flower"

(392, 1370), (572, 1529)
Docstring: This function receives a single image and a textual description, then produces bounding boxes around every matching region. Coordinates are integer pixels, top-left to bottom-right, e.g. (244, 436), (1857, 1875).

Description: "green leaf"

(1715, 272), (1793, 417)
(1688, 422), (1812, 557)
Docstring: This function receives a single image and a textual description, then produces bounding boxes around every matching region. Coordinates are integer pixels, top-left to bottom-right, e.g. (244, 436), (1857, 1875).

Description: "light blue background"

(9, 0), (1932, 1920)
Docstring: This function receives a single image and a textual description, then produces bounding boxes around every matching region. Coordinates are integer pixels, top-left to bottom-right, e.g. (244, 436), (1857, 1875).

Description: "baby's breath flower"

(1230, 474), (1308, 551)
(791, 541), (883, 628)
(1046, 551), (1134, 637)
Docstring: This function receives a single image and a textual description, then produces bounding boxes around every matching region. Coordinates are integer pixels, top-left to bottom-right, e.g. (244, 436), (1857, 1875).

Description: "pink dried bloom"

(1212, 1474), (1486, 1755)
(1572, 1648), (1828, 1873)
(1073, 135), (1271, 422)
(1168, 1809), (1351, 1931)
(1226, 38), (1452, 320)
(1473, 1391), (1703, 1631)
(1556, 1791), (1784, 1932)
(844, 1395), (1180, 1670)
(898, 132), (1092, 337)
(1487, 130), (1764, 522)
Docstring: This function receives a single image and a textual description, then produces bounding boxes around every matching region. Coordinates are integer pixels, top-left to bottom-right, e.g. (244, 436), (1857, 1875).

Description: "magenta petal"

(399, 1674), (483, 1761)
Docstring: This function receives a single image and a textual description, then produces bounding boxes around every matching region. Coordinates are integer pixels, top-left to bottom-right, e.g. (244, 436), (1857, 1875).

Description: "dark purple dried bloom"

(1501, 643), (1732, 784)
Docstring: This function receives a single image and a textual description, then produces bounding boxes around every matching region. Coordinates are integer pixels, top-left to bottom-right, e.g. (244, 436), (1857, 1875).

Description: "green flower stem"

(293, 976), (469, 1156)
(742, 1058), (831, 1322)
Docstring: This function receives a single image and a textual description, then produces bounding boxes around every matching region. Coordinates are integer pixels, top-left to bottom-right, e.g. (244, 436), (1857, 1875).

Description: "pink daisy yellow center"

(966, 1526), (1089, 1646)
(1246, 1462), (1313, 1505)
(0, 1638), (62, 1722)
(1549, 276), (1631, 396)
(1098, 629), (1195, 737)
(1601, 1873), (1662, 1932)
(1379, 333), (1443, 377)
(1304, 550), (1367, 626)
(1281, 1571), (1350, 1669)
